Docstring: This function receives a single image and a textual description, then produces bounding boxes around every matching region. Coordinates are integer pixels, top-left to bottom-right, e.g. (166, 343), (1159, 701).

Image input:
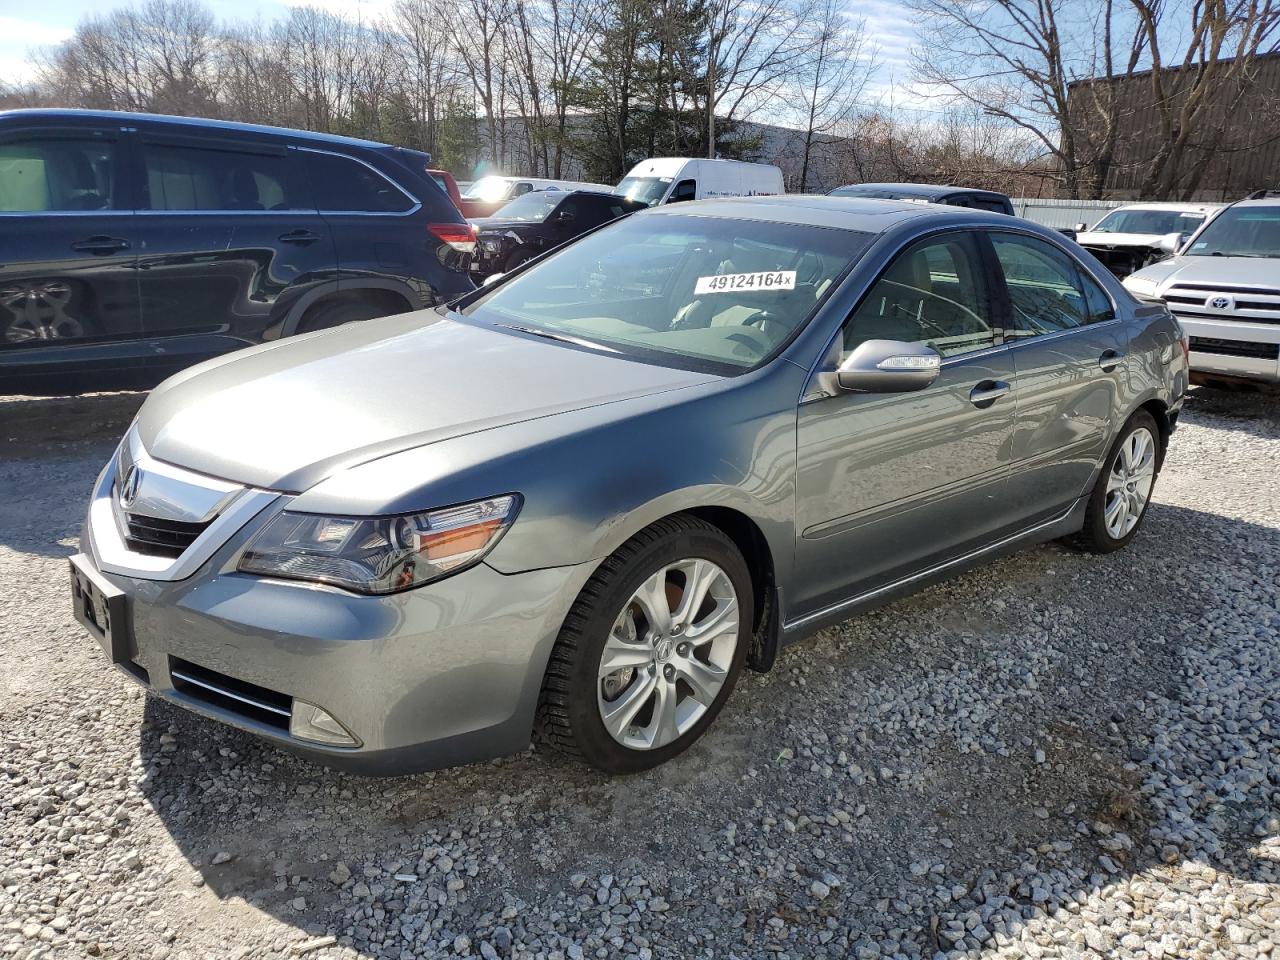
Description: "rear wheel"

(1072, 411), (1161, 553)
(538, 515), (751, 774)
(295, 298), (389, 334)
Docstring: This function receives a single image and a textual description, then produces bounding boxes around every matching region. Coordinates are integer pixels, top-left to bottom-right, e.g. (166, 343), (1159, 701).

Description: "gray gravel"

(1, 386), (1277, 960)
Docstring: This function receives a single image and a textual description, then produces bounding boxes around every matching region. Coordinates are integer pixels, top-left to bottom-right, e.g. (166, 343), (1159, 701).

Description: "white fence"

(1011, 198), (1123, 230)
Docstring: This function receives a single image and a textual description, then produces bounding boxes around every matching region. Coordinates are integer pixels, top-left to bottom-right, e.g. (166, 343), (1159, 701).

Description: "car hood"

(137, 311), (715, 492)
(1077, 231), (1167, 248)
(1125, 255), (1280, 294)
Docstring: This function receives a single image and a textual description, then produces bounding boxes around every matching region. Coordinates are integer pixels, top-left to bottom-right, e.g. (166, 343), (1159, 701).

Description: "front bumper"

(1175, 315), (1280, 384)
(78, 441), (592, 775)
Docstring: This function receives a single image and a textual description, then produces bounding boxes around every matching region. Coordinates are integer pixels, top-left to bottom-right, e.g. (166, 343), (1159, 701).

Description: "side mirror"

(556, 210), (576, 224)
(835, 339), (942, 393)
(1075, 222), (1088, 232)
(1156, 232), (1181, 255)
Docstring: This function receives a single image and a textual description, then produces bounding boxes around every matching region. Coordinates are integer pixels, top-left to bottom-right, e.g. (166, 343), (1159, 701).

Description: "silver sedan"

(70, 196), (1187, 774)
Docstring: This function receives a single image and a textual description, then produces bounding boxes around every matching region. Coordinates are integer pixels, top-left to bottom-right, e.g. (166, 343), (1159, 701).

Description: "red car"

(427, 168), (465, 214)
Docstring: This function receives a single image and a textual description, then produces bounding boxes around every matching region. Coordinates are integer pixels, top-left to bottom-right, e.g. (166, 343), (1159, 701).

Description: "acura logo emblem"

(119, 465), (142, 508)
(1209, 296), (1232, 310)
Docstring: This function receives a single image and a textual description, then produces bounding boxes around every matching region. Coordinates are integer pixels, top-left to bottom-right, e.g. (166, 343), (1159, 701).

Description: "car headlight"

(238, 495), (520, 594)
(1123, 275), (1159, 298)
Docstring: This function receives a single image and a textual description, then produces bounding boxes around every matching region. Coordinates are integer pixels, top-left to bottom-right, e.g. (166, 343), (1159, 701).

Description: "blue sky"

(0, 0), (920, 107)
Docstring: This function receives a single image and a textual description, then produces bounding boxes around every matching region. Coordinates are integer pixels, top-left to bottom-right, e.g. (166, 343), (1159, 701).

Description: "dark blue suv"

(0, 109), (476, 394)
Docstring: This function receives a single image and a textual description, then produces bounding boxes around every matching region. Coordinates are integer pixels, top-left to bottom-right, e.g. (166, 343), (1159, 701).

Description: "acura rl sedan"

(70, 196), (1187, 775)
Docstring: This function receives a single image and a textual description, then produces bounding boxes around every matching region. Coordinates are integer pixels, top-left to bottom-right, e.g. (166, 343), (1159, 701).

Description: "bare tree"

(703, 0), (818, 157)
(908, 0), (1150, 197)
(441, 0), (514, 166)
(792, 0), (874, 191)
(1128, 0), (1280, 198)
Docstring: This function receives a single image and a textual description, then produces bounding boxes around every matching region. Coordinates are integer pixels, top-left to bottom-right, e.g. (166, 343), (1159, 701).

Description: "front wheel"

(537, 515), (752, 774)
(1072, 411), (1161, 553)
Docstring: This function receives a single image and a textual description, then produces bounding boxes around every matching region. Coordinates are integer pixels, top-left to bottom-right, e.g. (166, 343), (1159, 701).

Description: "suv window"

(0, 137), (115, 211)
(991, 233), (1114, 337)
(306, 151), (414, 213)
(143, 142), (306, 211)
(842, 231), (996, 359)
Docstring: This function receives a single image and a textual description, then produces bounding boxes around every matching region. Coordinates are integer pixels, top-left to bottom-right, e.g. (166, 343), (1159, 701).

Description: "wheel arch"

(279, 279), (421, 337)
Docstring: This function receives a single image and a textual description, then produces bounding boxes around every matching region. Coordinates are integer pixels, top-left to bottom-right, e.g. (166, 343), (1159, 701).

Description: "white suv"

(1124, 195), (1280, 384)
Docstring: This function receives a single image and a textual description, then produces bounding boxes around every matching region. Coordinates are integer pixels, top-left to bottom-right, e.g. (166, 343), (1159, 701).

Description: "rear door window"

(142, 142), (307, 211)
(990, 233), (1115, 335)
(0, 137), (116, 211)
(306, 151), (415, 213)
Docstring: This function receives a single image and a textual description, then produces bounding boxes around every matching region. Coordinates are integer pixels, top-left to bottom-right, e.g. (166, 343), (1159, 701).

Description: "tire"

(1071, 410), (1162, 554)
(537, 514), (752, 774)
(295, 298), (388, 334)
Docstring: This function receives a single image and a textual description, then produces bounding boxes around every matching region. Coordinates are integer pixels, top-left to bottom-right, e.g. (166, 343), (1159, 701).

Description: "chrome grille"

(1165, 284), (1280, 324)
(122, 513), (211, 558)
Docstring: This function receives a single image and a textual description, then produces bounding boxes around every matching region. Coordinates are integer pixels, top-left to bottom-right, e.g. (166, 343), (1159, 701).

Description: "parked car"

(427, 167), (465, 212)
(457, 176), (613, 219)
(0, 109), (476, 395)
(470, 190), (646, 279)
(615, 157), (784, 206)
(829, 182), (1015, 216)
(1124, 194), (1280, 384)
(70, 197), (1185, 776)
(1075, 202), (1222, 277)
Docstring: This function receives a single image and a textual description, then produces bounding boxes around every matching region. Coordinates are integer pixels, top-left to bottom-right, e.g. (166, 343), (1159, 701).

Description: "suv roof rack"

(1245, 189), (1280, 200)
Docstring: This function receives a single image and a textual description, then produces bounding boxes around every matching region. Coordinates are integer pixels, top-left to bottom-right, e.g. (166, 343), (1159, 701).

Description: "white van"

(615, 158), (784, 206)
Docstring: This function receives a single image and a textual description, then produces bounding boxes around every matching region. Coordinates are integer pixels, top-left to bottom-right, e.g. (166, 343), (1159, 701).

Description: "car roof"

(833, 182), (1010, 201)
(0, 108), (404, 153)
(1231, 196), (1280, 208)
(641, 194), (1021, 232)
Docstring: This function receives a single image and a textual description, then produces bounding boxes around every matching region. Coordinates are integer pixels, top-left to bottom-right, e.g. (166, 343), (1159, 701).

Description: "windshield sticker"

(695, 270), (796, 294)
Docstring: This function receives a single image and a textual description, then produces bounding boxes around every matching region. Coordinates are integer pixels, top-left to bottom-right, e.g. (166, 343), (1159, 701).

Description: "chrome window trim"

(1002, 317), (1125, 352)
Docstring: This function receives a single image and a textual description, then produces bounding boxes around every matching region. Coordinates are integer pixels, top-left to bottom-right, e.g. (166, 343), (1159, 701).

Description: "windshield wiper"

(497, 322), (619, 353)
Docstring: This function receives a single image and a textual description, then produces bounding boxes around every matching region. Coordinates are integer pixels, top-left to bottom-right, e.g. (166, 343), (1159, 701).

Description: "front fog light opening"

(290, 699), (360, 747)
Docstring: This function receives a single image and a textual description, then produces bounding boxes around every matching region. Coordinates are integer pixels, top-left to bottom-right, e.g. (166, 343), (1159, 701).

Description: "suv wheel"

(1072, 411), (1161, 553)
(538, 515), (751, 773)
(296, 298), (388, 334)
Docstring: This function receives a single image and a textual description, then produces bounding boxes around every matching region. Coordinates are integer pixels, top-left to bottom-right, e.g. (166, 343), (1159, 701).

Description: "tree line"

(3, 0), (1278, 198)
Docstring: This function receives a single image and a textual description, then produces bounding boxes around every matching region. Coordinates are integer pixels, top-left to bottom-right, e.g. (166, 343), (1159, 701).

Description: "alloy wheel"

(597, 558), (740, 751)
(1, 281), (81, 343)
(1104, 426), (1156, 539)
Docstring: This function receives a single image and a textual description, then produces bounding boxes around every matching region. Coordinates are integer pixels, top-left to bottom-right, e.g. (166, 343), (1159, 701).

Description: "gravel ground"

(1, 387), (1277, 960)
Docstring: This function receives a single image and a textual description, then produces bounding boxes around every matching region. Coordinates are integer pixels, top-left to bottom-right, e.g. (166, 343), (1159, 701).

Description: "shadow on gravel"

(0, 392), (145, 560)
(0, 392), (145, 456)
(1184, 384), (1280, 438)
(131, 493), (1279, 956)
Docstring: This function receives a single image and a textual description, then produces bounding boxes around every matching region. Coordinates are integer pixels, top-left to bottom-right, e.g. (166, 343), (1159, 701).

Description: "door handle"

(70, 236), (129, 254)
(1098, 349), (1126, 371)
(969, 380), (1011, 407)
(278, 230), (320, 245)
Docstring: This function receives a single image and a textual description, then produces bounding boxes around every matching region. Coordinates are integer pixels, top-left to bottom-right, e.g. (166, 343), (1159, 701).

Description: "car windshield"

(1092, 209), (1205, 235)
(615, 177), (672, 207)
(491, 191), (562, 222)
(831, 186), (929, 203)
(1183, 207), (1280, 258)
(461, 176), (511, 201)
(461, 214), (870, 372)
